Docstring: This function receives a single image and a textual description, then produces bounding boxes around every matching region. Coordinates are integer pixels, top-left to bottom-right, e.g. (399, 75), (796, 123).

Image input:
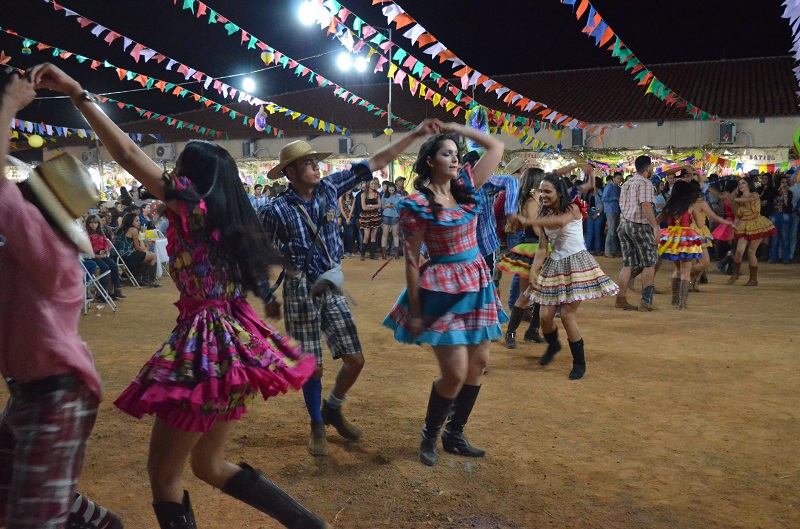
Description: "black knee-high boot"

(419, 383), (454, 466)
(539, 328), (562, 366)
(523, 303), (544, 343)
(441, 384), (486, 457)
(505, 306), (525, 349)
(568, 339), (586, 380)
(152, 490), (196, 529)
(222, 463), (329, 529)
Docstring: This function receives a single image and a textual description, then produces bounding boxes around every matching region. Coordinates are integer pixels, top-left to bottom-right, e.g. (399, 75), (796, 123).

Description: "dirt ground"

(8, 257), (799, 528)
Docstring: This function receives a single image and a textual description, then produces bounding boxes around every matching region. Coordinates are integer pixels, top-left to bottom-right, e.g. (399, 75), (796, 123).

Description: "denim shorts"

(382, 215), (399, 227)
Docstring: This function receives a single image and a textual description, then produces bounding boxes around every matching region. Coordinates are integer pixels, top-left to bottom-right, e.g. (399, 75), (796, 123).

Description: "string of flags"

(558, 0), (720, 122)
(369, 0), (635, 135)
(34, 1), (357, 137)
(167, 0), (416, 130)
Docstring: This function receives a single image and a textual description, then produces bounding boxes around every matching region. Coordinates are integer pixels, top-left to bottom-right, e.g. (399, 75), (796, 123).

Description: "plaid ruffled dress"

(114, 175), (315, 432)
(383, 167), (508, 345)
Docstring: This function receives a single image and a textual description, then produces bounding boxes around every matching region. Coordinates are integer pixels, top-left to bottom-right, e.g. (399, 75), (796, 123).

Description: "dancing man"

(262, 120), (440, 457)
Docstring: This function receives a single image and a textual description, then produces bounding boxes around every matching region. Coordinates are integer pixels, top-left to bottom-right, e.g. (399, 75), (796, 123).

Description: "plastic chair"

(107, 237), (141, 288)
(81, 260), (117, 315)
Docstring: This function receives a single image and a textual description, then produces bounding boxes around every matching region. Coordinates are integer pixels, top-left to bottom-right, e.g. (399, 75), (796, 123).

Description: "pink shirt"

(0, 179), (102, 399)
(619, 173), (655, 224)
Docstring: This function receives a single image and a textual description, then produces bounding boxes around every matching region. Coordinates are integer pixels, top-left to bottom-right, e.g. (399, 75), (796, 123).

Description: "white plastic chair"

(81, 260), (117, 315)
(107, 237), (141, 288)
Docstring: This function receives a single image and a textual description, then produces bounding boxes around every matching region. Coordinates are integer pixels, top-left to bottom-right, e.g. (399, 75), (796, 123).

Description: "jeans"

(341, 221), (355, 254)
(769, 212), (791, 261)
(789, 213), (800, 261)
(585, 214), (605, 253)
(506, 231), (525, 308)
(604, 212), (620, 256)
(93, 257), (121, 290)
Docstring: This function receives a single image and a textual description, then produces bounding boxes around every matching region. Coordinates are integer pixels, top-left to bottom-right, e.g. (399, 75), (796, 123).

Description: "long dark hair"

(84, 214), (102, 235)
(664, 180), (701, 218)
(163, 140), (282, 301)
(412, 133), (476, 219)
(119, 186), (133, 207)
(115, 212), (138, 237)
(537, 174), (573, 216)
(519, 168), (545, 211)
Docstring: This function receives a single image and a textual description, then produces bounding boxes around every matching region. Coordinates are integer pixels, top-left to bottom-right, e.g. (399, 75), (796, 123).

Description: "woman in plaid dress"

(514, 174), (619, 380)
(384, 122), (505, 466)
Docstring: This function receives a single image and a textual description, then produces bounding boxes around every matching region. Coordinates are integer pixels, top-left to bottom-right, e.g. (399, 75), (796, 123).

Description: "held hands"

(409, 316), (426, 339)
(413, 118), (444, 138)
(505, 213), (525, 232)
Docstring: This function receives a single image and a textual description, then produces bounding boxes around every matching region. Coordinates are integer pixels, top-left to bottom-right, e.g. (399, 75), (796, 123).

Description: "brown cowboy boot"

(677, 280), (691, 310)
(614, 295), (638, 310)
(726, 261), (742, 284)
(743, 265), (758, 286)
(689, 269), (704, 292)
(670, 278), (680, 306)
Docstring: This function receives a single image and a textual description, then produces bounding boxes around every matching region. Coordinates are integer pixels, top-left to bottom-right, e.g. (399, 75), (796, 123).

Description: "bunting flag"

(35, 3), (355, 137)
(703, 151), (799, 172)
(784, 0), (800, 102)
(313, 1), (582, 136)
(367, 0), (634, 131)
(0, 28), (293, 138)
(558, 0), (720, 122)
(165, 0), (416, 129)
(10, 110), (157, 143)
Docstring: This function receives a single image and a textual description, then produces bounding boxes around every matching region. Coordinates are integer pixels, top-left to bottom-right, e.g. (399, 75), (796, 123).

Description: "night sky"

(1, 0), (794, 128)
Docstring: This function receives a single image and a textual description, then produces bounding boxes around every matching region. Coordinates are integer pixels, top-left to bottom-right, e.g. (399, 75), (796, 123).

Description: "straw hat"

(505, 157), (525, 175)
(11, 153), (99, 254)
(267, 140), (331, 180)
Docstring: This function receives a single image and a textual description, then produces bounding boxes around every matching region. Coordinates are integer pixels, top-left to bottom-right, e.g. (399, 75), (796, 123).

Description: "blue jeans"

(94, 257), (121, 290)
(789, 213), (800, 261)
(506, 231), (525, 308)
(604, 212), (620, 256)
(585, 214), (605, 253)
(769, 212), (791, 261)
(341, 221), (355, 254)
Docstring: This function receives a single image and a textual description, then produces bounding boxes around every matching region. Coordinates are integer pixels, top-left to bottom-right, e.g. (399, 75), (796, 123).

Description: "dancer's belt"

(6, 373), (79, 399)
(428, 246), (479, 264)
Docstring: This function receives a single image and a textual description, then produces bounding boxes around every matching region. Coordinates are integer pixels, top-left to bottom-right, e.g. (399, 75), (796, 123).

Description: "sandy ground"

(5, 257), (798, 529)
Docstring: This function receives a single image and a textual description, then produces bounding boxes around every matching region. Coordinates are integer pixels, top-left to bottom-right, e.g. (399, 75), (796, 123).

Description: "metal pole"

(387, 27), (394, 182)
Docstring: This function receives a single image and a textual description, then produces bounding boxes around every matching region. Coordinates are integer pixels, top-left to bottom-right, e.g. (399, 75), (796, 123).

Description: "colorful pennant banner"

(367, 0), (635, 133)
(559, 0), (720, 122)
(168, 0), (416, 129)
(36, 1), (355, 137)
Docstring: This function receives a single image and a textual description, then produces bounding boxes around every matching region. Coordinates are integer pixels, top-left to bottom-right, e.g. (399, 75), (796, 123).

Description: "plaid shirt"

(619, 173), (655, 224)
(261, 161), (371, 283)
(476, 175), (519, 257)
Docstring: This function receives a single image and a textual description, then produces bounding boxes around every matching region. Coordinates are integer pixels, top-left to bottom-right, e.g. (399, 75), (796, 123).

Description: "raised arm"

(0, 74), (37, 182)
(698, 201), (736, 229)
(367, 119), (441, 172)
(439, 122), (504, 190)
(26, 63), (168, 203)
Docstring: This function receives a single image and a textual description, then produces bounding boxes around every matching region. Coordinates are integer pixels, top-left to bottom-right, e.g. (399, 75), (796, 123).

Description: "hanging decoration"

(782, 0), (800, 102)
(164, 0), (416, 129)
(367, 0), (635, 134)
(35, 3), (355, 137)
(558, 0), (720, 121)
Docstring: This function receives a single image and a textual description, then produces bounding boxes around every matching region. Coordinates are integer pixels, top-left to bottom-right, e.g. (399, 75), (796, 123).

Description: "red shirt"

(0, 179), (102, 398)
(493, 190), (507, 244)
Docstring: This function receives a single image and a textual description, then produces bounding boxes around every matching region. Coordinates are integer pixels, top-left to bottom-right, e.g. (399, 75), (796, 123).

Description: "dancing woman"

(686, 180), (737, 291)
(728, 177), (777, 286)
(495, 167), (547, 348)
(359, 179), (382, 260)
(657, 180), (736, 308)
(513, 175), (619, 379)
(384, 122), (505, 466)
(30, 63), (328, 529)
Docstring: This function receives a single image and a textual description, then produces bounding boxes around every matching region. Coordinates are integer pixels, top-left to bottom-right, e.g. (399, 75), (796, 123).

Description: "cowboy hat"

(505, 156), (525, 175)
(267, 140), (331, 180)
(10, 153), (98, 254)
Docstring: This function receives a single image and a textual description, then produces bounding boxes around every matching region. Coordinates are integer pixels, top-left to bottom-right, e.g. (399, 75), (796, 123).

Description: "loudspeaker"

(719, 122), (735, 144)
(338, 137), (353, 155)
(571, 128), (583, 147)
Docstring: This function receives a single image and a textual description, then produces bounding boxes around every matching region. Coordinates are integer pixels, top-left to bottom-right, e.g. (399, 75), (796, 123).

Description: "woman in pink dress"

(30, 63), (328, 529)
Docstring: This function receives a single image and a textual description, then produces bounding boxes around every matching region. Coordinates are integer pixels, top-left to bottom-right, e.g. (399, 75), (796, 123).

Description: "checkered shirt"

(619, 173), (655, 224)
(476, 175), (519, 257)
(261, 161), (372, 283)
